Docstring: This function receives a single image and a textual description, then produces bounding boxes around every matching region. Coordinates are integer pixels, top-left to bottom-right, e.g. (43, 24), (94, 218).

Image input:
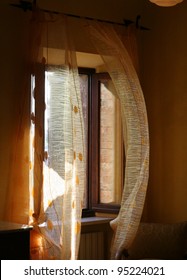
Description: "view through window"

(31, 66), (124, 215)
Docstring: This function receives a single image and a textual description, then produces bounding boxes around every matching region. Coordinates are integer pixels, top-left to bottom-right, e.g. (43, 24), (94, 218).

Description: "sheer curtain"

(86, 22), (149, 259)
(3, 7), (149, 260)
(28, 12), (86, 260)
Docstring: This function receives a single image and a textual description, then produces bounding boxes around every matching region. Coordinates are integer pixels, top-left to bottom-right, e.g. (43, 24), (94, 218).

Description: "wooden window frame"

(89, 72), (122, 214)
(80, 69), (123, 216)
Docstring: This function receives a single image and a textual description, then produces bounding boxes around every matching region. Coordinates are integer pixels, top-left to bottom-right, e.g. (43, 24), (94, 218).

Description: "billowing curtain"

(86, 22), (149, 259)
(29, 12), (86, 260)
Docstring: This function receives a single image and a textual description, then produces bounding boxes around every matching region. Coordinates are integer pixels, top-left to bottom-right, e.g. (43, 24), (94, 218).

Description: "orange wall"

(0, 1), (30, 218)
(141, 1), (187, 223)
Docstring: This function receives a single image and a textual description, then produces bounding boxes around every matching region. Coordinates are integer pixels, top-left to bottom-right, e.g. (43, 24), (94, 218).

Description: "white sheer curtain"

(29, 12), (86, 260)
(86, 22), (149, 259)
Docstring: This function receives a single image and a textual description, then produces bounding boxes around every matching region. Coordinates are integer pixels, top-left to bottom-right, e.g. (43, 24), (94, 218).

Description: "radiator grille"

(78, 232), (104, 260)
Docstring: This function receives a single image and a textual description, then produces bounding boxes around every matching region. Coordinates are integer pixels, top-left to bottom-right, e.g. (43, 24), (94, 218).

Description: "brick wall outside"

(100, 82), (116, 204)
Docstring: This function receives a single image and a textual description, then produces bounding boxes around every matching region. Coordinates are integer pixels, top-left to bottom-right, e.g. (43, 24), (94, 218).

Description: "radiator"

(78, 232), (105, 260)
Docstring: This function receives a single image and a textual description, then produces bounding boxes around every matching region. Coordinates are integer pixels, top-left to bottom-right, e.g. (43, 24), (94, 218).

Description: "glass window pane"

(100, 81), (123, 205)
(79, 74), (89, 208)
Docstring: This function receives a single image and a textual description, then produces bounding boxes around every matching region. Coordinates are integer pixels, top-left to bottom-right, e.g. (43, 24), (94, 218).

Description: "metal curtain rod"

(10, 0), (150, 31)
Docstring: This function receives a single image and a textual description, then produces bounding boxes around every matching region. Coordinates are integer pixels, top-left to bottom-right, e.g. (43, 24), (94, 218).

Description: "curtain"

(86, 22), (149, 259)
(3, 7), (149, 260)
(28, 13), (86, 260)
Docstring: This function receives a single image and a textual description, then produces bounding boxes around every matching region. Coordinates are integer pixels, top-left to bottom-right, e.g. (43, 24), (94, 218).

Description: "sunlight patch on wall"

(43, 48), (104, 68)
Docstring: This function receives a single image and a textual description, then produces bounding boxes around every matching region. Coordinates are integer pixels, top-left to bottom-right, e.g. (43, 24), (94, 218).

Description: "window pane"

(100, 81), (123, 205)
(79, 74), (88, 208)
(45, 69), (67, 178)
(44, 70), (89, 208)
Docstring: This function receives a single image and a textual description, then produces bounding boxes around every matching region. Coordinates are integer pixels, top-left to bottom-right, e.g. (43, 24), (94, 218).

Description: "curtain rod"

(10, 0), (150, 31)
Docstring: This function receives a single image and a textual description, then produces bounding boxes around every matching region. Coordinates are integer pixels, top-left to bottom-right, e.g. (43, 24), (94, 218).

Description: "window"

(31, 65), (124, 216)
(86, 71), (124, 214)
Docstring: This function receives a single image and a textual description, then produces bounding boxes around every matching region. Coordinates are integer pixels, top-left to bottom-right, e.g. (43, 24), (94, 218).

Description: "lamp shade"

(149, 0), (183, 6)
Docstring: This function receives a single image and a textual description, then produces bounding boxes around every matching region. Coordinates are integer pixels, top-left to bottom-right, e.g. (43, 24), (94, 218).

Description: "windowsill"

(81, 216), (113, 226)
(37, 215), (114, 230)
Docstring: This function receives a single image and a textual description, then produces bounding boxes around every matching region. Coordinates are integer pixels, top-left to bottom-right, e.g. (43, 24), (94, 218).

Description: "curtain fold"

(29, 12), (86, 260)
(85, 22), (149, 259)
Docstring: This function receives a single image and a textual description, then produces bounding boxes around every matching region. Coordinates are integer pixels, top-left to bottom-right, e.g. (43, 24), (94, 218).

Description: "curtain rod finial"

(135, 15), (150, 31)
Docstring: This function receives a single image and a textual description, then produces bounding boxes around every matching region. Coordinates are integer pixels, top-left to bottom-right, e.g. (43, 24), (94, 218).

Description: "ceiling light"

(149, 0), (183, 6)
